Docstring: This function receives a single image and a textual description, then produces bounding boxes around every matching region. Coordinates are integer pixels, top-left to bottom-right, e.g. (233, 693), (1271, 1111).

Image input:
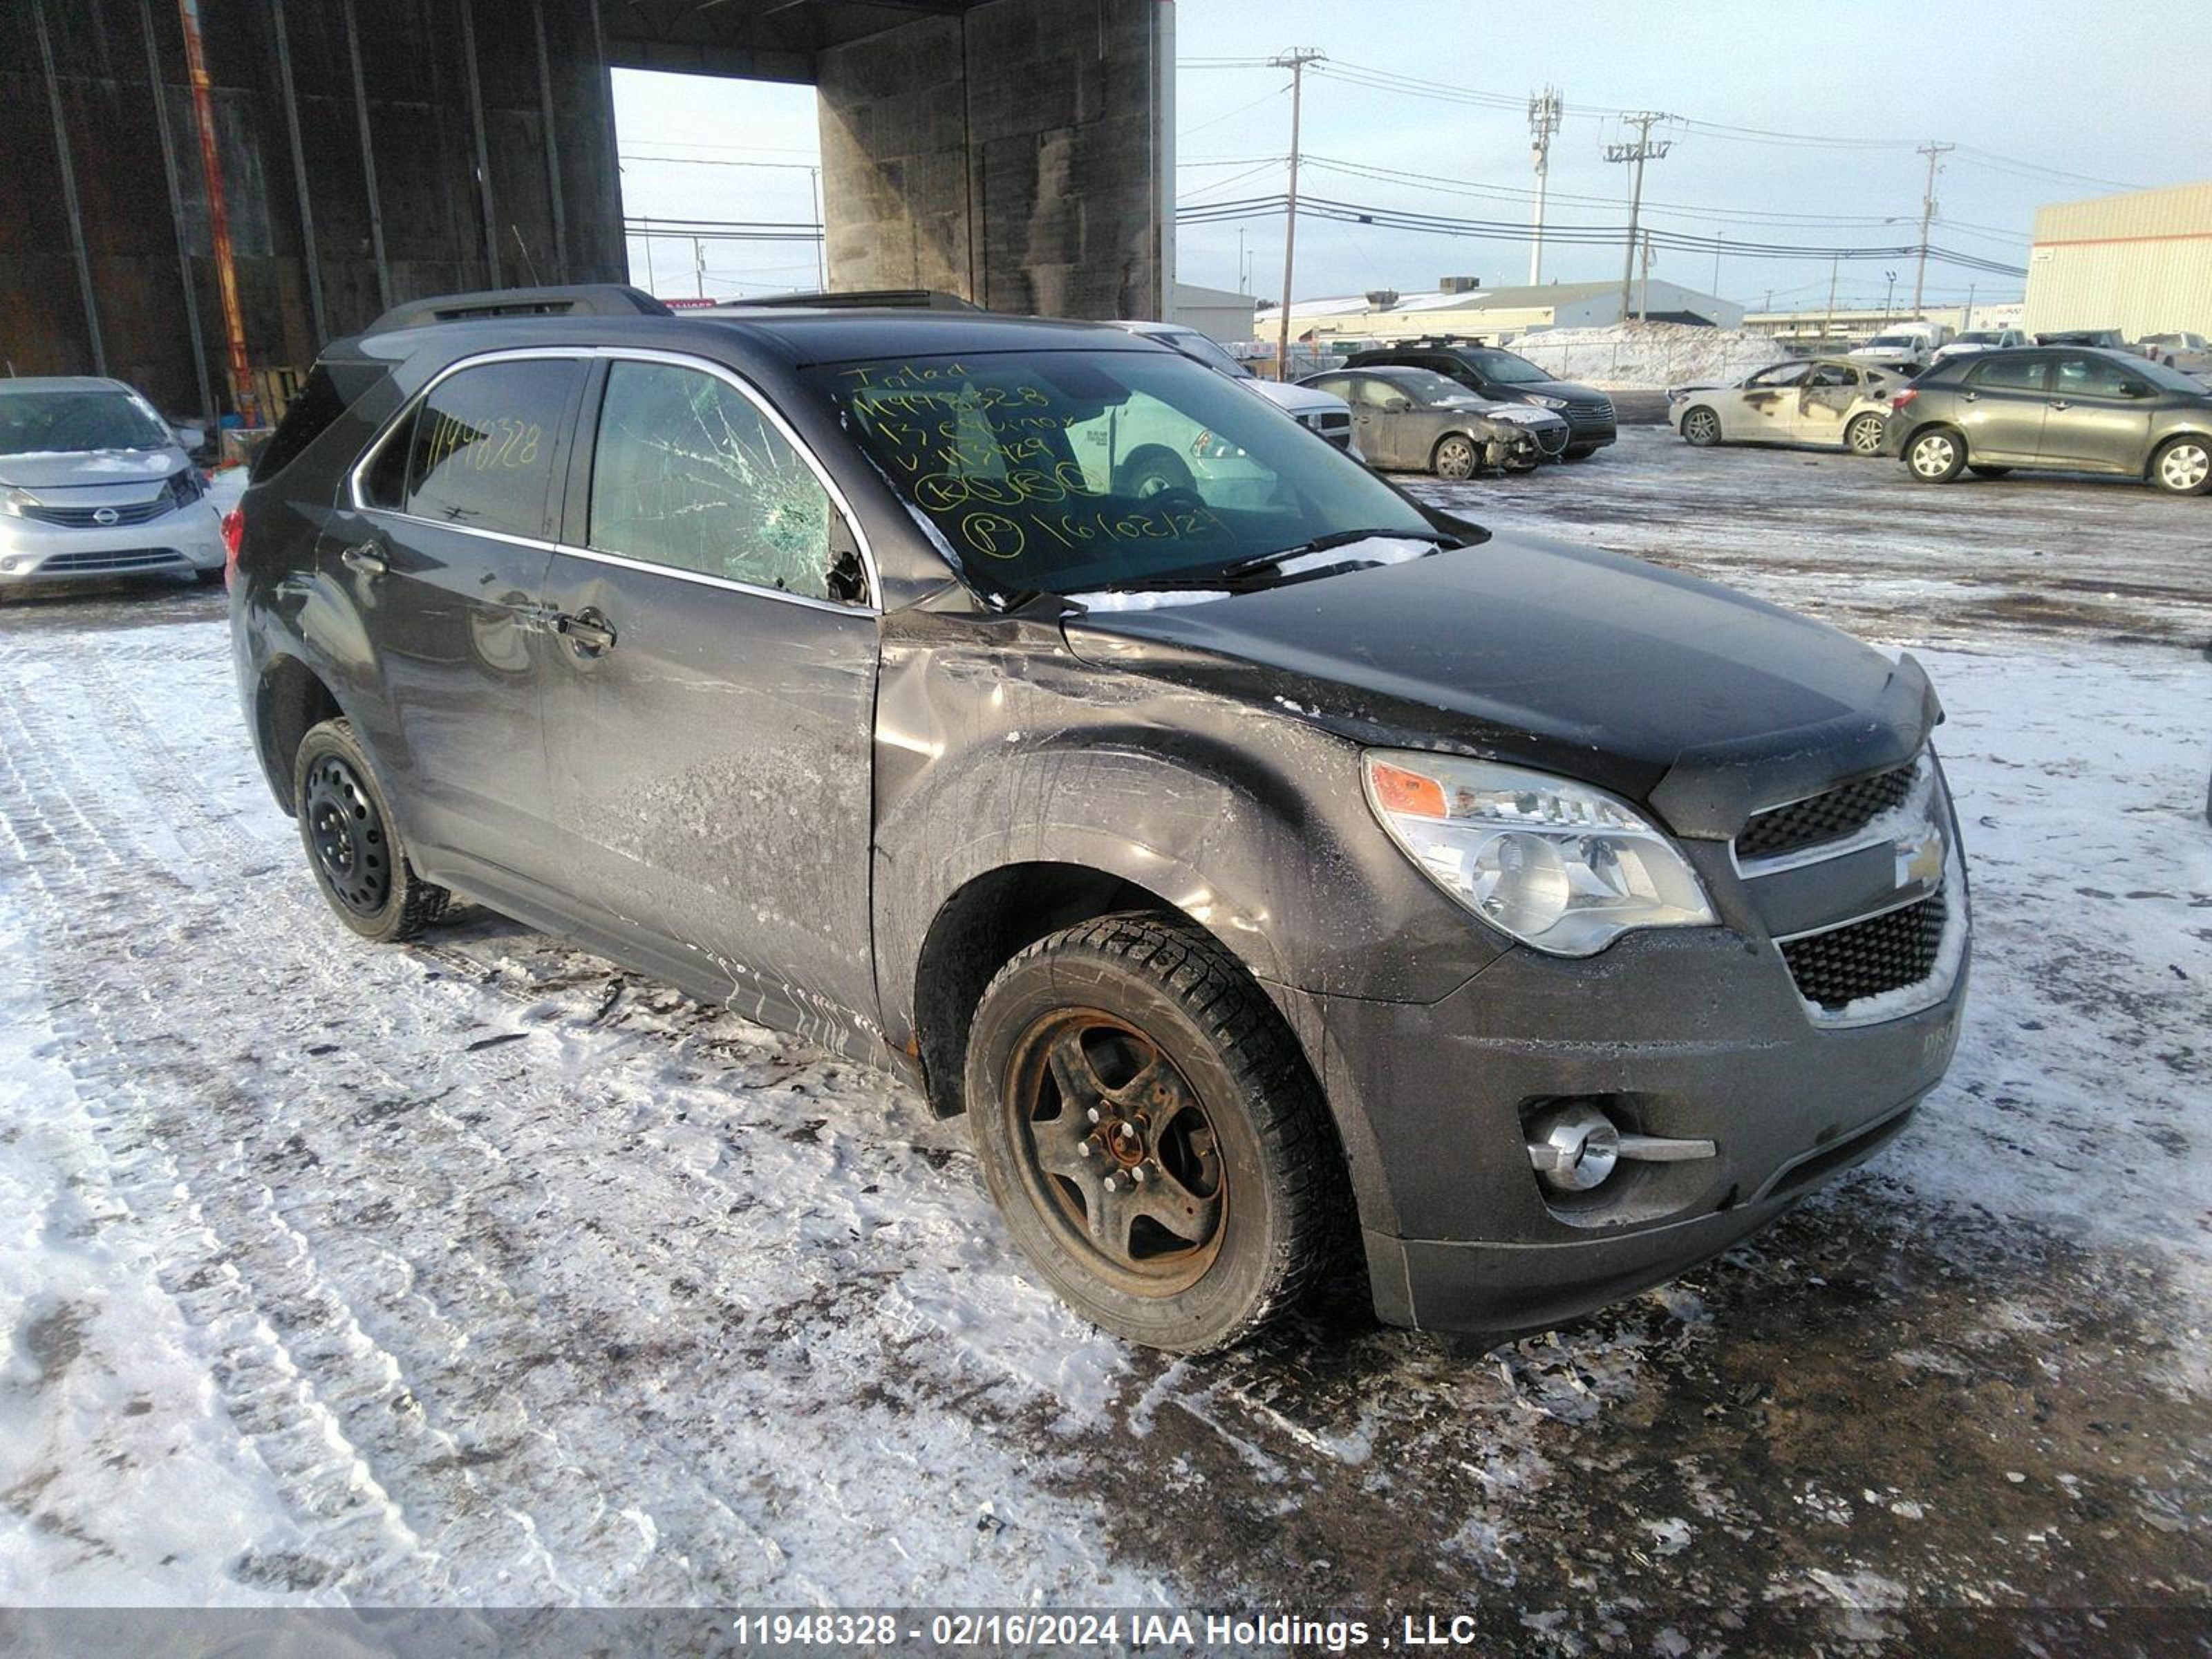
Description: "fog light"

(1526, 1101), (1620, 1193)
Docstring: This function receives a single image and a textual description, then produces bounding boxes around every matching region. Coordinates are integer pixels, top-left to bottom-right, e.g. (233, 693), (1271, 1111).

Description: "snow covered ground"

(0, 435), (2206, 1644)
(1508, 321), (1785, 390)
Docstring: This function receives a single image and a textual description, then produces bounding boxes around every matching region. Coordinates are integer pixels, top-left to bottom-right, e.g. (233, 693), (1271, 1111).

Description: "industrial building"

(1253, 278), (1744, 357)
(1, 0), (1171, 433)
(2023, 180), (2212, 339)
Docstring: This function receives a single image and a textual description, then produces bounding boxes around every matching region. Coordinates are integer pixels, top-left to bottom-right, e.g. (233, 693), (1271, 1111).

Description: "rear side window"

(2051, 355), (2144, 400)
(251, 365), (346, 482)
(586, 360), (839, 602)
(1967, 356), (2047, 393)
(402, 359), (578, 538)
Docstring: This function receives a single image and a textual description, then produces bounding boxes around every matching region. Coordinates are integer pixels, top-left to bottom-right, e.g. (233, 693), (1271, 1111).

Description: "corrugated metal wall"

(2023, 181), (2212, 337)
(0, 0), (627, 424)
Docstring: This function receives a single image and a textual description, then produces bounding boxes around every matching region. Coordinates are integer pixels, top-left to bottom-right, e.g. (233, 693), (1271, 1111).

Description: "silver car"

(0, 377), (225, 589)
(1301, 366), (1567, 477)
(1671, 358), (1899, 456)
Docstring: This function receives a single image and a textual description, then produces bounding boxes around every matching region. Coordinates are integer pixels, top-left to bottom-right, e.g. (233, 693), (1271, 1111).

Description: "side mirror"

(171, 423), (206, 451)
(2117, 382), (2150, 398)
(1384, 395), (1414, 413)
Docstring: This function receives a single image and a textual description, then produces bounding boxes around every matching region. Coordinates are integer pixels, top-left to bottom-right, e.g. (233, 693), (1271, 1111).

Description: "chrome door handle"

(341, 544), (387, 577)
(556, 609), (617, 654)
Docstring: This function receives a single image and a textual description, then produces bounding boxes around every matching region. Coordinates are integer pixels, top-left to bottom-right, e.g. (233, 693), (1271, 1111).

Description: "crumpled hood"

(1061, 533), (1939, 836)
(0, 447), (183, 494)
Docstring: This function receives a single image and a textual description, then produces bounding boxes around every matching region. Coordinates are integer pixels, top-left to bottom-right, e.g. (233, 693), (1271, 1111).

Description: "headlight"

(1362, 751), (1716, 956)
(0, 487), (32, 518)
(1526, 394), (1569, 409)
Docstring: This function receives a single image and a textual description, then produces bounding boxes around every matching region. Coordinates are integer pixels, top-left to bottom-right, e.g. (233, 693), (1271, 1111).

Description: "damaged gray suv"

(232, 286), (1968, 1353)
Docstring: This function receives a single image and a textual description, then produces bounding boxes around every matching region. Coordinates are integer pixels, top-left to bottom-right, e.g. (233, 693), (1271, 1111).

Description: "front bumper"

(0, 502), (225, 584)
(1290, 892), (1967, 1337)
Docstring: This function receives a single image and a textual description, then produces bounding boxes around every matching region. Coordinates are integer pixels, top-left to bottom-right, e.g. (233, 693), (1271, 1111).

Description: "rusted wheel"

(964, 914), (1344, 1351)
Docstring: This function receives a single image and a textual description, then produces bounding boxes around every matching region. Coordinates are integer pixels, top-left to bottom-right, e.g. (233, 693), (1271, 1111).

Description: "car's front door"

(1955, 354), (2052, 462)
(538, 353), (882, 1048)
(1332, 376), (1403, 469)
(332, 353), (584, 883)
(1736, 363), (1808, 442)
(2038, 353), (2158, 471)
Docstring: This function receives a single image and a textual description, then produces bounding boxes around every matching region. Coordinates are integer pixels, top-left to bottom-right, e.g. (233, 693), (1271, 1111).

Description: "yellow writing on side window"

(423, 410), (543, 474)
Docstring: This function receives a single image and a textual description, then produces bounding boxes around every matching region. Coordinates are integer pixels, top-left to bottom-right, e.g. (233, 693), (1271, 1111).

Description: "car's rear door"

(1793, 362), (1862, 444)
(2038, 353), (2157, 471)
(1955, 354), (2052, 462)
(332, 351), (585, 885)
(537, 350), (883, 1047)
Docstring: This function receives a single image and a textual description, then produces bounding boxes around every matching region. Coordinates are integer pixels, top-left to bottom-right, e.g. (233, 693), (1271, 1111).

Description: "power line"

(1605, 113), (1674, 319)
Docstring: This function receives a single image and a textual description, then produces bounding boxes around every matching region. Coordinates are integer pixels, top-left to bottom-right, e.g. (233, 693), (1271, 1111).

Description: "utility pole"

(1271, 48), (1324, 382)
(1638, 229), (1653, 321)
(693, 235), (706, 299)
(1911, 141), (1953, 317)
(1604, 112), (1673, 323)
(1824, 254), (1839, 346)
(1527, 85), (1562, 286)
(810, 165), (826, 288)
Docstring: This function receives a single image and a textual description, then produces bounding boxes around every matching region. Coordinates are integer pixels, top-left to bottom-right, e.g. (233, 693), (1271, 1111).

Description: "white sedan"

(1669, 359), (1901, 456)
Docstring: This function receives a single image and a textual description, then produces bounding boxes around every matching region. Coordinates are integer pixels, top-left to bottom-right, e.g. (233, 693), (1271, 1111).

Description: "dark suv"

(1342, 339), (1618, 458)
(232, 285), (1967, 1353)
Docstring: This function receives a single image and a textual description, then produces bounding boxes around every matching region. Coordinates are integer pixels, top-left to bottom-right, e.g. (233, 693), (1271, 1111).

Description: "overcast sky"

(612, 1), (2208, 315)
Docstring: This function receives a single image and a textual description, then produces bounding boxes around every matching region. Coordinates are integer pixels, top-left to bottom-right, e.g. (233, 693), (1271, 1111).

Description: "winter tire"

(1845, 413), (1886, 456)
(293, 718), (450, 942)
(964, 913), (1345, 1353)
(1967, 465), (2013, 480)
(1906, 428), (1967, 483)
(1680, 408), (1721, 448)
(2150, 435), (2211, 496)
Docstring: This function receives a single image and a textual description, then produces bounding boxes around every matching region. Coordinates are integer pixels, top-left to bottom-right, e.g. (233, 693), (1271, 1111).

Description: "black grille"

(1781, 892), (1947, 1013)
(1738, 762), (1918, 861)
(20, 498), (171, 528)
(1300, 411), (1355, 450)
(35, 547), (187, 573)
(1534, 424), (1571, 456)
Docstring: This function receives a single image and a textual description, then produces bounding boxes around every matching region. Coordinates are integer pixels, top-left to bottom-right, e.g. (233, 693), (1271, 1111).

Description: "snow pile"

(1509, 322), (1784, 390)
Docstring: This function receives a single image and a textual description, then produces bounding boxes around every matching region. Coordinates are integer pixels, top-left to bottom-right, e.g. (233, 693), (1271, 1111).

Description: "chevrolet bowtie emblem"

(1895, 829), (1944, 890)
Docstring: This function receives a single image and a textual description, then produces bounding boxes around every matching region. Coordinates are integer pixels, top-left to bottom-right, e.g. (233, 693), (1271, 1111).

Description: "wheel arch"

(2146, 427), (2212, 479)
(252, 653), (345, 815)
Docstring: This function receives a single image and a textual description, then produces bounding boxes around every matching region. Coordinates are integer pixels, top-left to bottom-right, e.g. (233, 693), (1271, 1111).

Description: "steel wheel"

(1432, 435), (1479, 479)
(303, 753), (390, 916)
(1909, 430), (1962, 481)
(2153, 438), (2211, 495)
(1003, 1009), (1226, 1295)
(1846, 412), (1886, 455)
(1681, 407), (1721, 447)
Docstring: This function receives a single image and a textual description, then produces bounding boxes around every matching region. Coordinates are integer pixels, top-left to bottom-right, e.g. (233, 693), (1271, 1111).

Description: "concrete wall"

(0, 0), (626, 422)
(815, 0), (1168, 319)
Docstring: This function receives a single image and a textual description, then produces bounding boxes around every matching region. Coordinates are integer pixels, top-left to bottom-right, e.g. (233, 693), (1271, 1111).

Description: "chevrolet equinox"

(230, 285), (1969, 1353)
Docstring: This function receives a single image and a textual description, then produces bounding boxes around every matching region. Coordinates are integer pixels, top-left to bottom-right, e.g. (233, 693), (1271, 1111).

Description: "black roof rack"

(365, 284), (673, 334)
(699, 289), (983, 313)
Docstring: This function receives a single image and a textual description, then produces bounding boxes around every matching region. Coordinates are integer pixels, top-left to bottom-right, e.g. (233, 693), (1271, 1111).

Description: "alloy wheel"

(1683, 409), (1718, 445)
(1910, 433), (1956, 478)
(1004, 1009), (1226, 1295)
(304, 754), (391, 915)
(1848, 414), (1885, 454)
(2158, 441), (2209, 493)
(1434, 437), (1477, 480)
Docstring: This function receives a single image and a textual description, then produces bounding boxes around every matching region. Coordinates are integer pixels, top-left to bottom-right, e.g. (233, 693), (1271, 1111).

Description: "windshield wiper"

(1214, 526), (1455, 583)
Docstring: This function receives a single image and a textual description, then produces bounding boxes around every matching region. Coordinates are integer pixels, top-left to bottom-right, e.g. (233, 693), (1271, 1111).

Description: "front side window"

(808, 349), (1436, 598)
(402, 359), (577, 538)
(1805, 364), (1859, 389)
(1967, 355), (2048, 393)
(1745, 363), (1810, 388)
(2050, 355), (2141, 400)
(588, 360), (840, 602)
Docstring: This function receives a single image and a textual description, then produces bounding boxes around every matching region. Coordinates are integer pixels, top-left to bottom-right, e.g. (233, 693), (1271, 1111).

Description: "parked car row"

(1671, 345), (2212, 496)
